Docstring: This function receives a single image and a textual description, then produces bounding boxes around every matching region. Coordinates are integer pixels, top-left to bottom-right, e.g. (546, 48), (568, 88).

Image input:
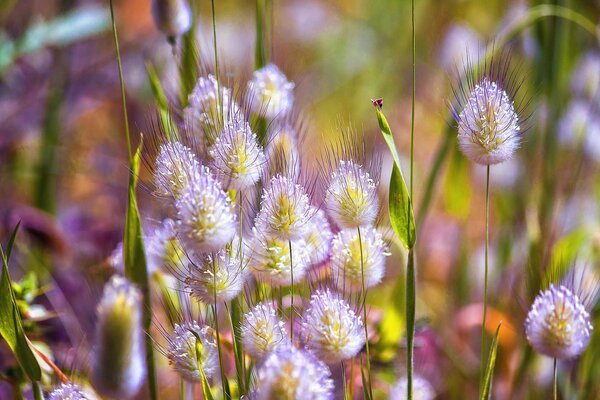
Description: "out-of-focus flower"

(304, 208), (333, 267)
(166, 322), (218, 383)
(248, 64), (294, 119)
(91, 276), (145, 399)
(301, 288), (364, 363)
(154, 141), (201, 200)
(151, 0), (192, 40)
(241, 302), (288, 359)
(47, 383), (90, 400)
(184, 250), (244, 303)
(389, 375), (436, 400)
(145, 218), (185, 272)
(250, 346), (334, 399)
(438, 24), (482, 70)
(571, 52), (600, 101)
(265, 124), (301, 179)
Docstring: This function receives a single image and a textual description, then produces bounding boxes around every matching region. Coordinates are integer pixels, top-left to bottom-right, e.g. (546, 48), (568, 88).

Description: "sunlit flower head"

(176, 166), (237, 253)
(390, 375), (436, 400)
(301, 288), (364, 363)
(250, 346), (334, 400)
(304, 207), (333, 267)
(525, 284), (593, 359)
(145, 218), (185, 273)
(325, 160), (379, 229)
(248, 64), (295, 119)
(183, 250), (244, 303)
(330, 227), (388, 293)
(48, 383), (89, 400)
(151, 0), (192, 40)
(210, 118), (266, 190)
(153, 141), (201, 199)
(241, 302), (288, 359)
(166, 321), (218, 383)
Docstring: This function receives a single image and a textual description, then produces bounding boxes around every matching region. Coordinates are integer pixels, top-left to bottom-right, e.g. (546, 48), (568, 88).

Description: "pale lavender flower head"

(145, 218), (185, 273)
(255, 175), (311, 241)
(525, 284), (593, 359)
(250, 346), (334, 400)
(241, 302), (288, 359)
(151, 0), (192, 39)
(154, 141), (202, 200)
(304, 207), (333, 267)
(248, 64), (295, 119)
(301, 288), (364, 363)
(166, 321), (218, 383)
(330, 227), (388, 293)
(390, 375), (436, 400)
(571, 52), (600, 100)
(210, 118), (266, 190)
(325, 160), (379, 229)
(91, 276), (145, 399)
(184, 250), (244, 304)
(176, 166), (237, 253)
(47, 383), (90, 400)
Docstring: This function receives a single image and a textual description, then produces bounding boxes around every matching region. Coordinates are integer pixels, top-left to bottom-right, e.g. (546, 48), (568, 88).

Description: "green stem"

(212, 302), (229, 399)
(406, 248), (416, 400)
(210, 0), (223, 122)
(480, 165), (491, 390)
(357, 226), (373, 400)
(553, 358), (558, 400)
(288, 239), (294, 342)
(32, 382), (43, 400)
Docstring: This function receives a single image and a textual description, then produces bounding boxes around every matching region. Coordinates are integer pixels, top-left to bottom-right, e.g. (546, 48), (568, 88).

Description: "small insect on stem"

(371, 98), (384, 110)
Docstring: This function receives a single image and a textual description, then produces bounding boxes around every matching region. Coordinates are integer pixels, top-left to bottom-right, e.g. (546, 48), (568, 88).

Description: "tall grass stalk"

(212, 300), (229, 398)
(210, 0), (223, 121)
(480, 165), (490, 390)
(553, 358), (558, 400)
(357, 226), (373, 399)
(288, 240), (294, 342)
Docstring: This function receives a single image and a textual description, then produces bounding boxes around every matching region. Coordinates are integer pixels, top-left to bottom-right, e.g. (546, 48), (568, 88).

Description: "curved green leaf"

(480, 322), (502, 400)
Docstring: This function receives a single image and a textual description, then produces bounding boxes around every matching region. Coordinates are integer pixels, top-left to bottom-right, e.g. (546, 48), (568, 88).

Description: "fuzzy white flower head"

(210, 118), (266, 190)
(304, 208), (333, 266)
(457, 78), (521, 165)
(301, 289), (364, 363)
(184, 250), (244, 303)
(154, 141), (202, 199)
(248, 64), (295, 119)
(92, 276), (145, 399)
(250, 346), (334, 400)
(151, 0), (192, 39)
(241, 302), (288, 359)
(247, 229), (310, 287)
(525, 284), (593, 359)
(330, 227), (388, 293)
(176, 166), (237, 253)
(167, 322), (218, 383)
(255, 175), (311, 241)
(325, 160), (379, 229)
(390, 375), (436, 400)
(48, 383), (90, 400)
(145, 218), (185, 272)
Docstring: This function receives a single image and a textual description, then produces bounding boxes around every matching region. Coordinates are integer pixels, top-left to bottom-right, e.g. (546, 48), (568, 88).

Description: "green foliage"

(480, 323), (502, 400)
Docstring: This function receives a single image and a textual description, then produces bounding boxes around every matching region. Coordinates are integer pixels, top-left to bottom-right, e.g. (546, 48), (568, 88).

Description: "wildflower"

(47, 383), (89, 400)
(255, 175), (311, 241)
(241, 302), (288, 359)
(176, 166), (237, 253)
(330, 227), (388, 293)
(301, 289), (364, 363)
(304, 207), (333, 266)
(247, 229), (310, 287)
(145, 218), (185, 272)
(390, 375), (436, 400)
(210, 118), (266, 190)
(525, 284), (593, 359)
(250, 346), (334, 400)
(248, 64), (294, 119)
(325, 160), (378, 229)
(91, 276), (145, 399)
(151, 0), (192, 40)
(166, 322), (218, 383)
(184, 250), (244, 303)
(153, 141), (201, 199)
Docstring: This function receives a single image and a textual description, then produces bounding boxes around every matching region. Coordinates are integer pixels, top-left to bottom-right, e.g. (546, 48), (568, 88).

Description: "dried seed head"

(151, 0), (192, 40)
(176, 166), (237, 253)
(390, 375), (436, 400)
(525, 284), (593, 359)
(330, 227), (388, 293)
(241, 302), (288, 359)
(91, 276), (145, 399)
(47, 383), (90, 400)
(301, 289), (365, 363)
(154, 141), (202, 200)
(248, 64), (295, 119)
(209, 118), (266, 190)
(325, 160), (379, 229)
(250, 346), (334, 400)
(304, 208), (333, 267)
(145, 218), (185, 272)
(184, 250), (245, 304)
(167, 322), (218, 383)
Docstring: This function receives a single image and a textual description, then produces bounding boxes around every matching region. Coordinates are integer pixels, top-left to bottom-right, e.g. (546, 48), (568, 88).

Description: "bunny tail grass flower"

(154, 141), (201, 200)
(209, 118), (266, 190)
(184, 250), (244, 303)
(325, 160), (379, 229)
(301, 288), (365, 363)
(166, 321), (218, 383)
(145, 218), (185, 272)
(151, 0), (192, 41)
(248, 64), (295, 119)
(255, 174), (311, 241)
(241, 302), (288, 359)
(250, 346), (334, 400)
(265, 125), (301, 180)
(176, 165), (237, 253)
(91, 276), (145, 399)
(330, 227), (388, 293)
(304, 207), (333, 267)
(48, 383), (90, 400)
(525, 284), (593, 360)
(390, 375), (436, 400)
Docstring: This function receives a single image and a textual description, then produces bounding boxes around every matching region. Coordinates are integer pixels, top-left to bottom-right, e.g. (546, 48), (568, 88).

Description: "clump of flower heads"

(301, 288), (365, 363)
(47, 383), (90, 400)
(241, 302), (288, 359)
(250, 346), (334, 399)
(183, 250), (244, 303)
(389, 375), (436, 400)
(248, 64), (295, 119)
(525, 284), (593, 359)
(166, 321), (218, 383)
